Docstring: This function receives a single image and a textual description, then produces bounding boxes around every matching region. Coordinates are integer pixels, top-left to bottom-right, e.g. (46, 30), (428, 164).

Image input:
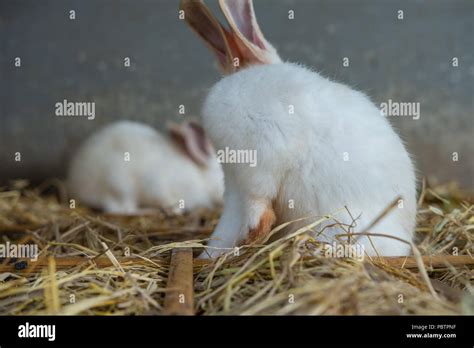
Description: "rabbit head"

(180, 0), (281, 74)
(168, 120), (224, 205)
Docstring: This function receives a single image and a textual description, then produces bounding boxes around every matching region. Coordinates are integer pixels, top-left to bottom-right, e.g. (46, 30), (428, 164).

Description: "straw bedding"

(0, 179), (472, 315)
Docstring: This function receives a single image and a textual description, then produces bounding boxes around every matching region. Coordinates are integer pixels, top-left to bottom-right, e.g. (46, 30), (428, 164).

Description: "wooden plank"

(0, 254), (472, 274)
(373, 255), (474, 269)
(163, 248), (195, 315)
(0, 256), (167, 274)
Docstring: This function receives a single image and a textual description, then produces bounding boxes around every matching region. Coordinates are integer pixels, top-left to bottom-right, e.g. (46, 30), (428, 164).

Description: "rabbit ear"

(180, 0), (241, 74)
(168, 120), (213, 167)
(218, 0), (281, 65)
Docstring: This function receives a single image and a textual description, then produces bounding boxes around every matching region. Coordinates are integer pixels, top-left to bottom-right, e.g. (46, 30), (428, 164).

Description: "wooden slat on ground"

(373, 255), (474, 269)
(0, 254), (472, 273)
(163, 248), (195, 315)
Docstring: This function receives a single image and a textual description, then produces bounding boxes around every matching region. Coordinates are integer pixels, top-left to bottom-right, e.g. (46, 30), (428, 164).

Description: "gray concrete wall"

(1, 0), (473, 189)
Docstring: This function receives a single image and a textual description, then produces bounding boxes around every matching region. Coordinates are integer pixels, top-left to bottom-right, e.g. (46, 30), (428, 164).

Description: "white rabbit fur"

(68, 120), (224, 214)
(202, 62), (417, 257)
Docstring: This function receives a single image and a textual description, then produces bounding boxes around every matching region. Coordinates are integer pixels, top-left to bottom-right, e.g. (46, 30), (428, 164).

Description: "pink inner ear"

(251, 30), (265, 50)
(181, 0), (235, 73)
(225, 0), (265, 50)
(170, 123), (211, 168)
(187, 122), (212, 157)
(216, 50), (230, 71)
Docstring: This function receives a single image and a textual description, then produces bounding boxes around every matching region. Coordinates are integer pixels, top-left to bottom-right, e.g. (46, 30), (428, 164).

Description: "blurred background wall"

(1, 0), (473, 189)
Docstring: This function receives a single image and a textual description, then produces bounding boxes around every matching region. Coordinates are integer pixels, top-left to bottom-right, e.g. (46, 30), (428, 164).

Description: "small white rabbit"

(67, 120), (224, 214)
(181, 0), (417, 257)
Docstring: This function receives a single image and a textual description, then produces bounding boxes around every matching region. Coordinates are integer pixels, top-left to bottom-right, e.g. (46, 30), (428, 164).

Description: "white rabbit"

(181, 0), (417, 257)
(67, 120), (224, 214)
